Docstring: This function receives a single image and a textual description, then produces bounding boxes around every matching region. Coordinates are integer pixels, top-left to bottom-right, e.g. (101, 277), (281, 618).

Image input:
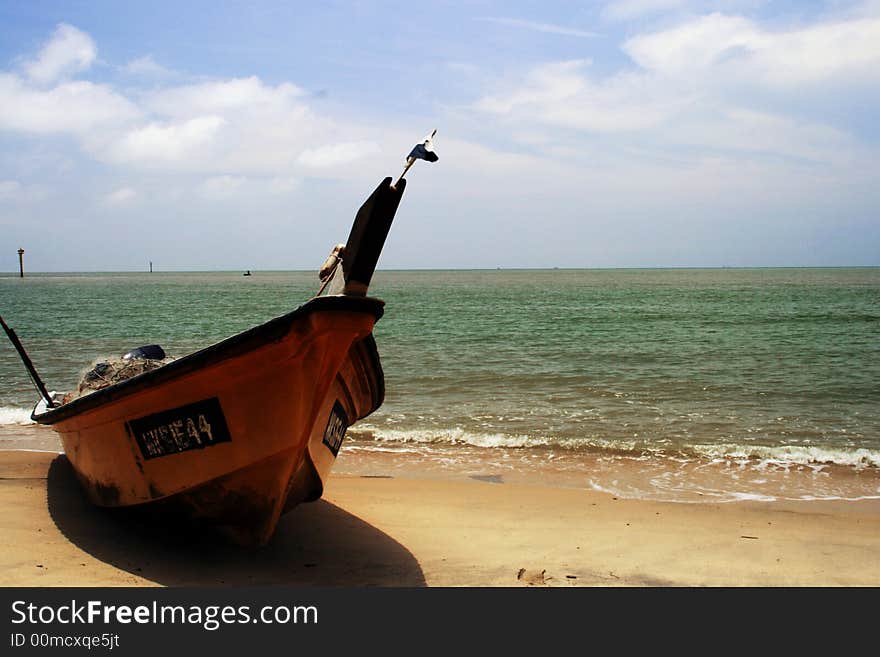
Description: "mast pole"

(392, 159), (416, 189)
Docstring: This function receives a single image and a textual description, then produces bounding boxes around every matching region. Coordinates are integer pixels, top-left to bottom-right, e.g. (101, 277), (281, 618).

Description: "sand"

(1, 448), (878, 587)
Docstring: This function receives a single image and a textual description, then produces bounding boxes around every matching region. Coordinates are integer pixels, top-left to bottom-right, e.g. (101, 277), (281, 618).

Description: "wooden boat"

(28, 175), (407, 545)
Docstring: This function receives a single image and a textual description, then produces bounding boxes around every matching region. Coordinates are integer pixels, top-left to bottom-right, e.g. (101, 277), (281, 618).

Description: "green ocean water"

(2, 268), (879, 501)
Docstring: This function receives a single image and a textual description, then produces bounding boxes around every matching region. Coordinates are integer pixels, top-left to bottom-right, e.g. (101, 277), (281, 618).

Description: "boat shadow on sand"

(46, 455), (426, 586)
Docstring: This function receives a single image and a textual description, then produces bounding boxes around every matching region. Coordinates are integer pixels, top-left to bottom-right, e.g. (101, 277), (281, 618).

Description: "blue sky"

(1, 0), (878, 270)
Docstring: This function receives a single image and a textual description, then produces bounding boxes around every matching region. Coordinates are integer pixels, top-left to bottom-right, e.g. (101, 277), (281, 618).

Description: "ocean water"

(1, 268), (879, 502)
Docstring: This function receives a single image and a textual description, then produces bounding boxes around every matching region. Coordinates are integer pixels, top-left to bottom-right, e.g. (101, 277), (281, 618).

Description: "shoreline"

(3, 422), (880, 504)
(1, 448), (878, 587)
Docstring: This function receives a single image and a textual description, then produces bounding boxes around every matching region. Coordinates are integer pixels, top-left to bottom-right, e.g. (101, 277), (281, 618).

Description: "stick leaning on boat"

(0, 315), (56, 409)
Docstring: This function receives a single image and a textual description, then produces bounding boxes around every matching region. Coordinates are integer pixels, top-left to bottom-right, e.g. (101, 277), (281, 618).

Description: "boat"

(21, 168), (417, 545)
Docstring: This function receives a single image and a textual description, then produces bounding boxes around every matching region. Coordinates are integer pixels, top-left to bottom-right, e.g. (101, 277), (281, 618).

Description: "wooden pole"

(392, 159), (415, 190)
(0, 315), (55, 408)
(17, 248), (24, 278)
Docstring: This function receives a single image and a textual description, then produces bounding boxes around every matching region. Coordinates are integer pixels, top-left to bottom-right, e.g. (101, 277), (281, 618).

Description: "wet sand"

(1, 448), (878, 587)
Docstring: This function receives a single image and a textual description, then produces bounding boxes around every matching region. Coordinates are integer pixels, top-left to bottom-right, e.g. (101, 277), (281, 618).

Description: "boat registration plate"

(322, 401), (349, 457)
(127, 397), (232, 460)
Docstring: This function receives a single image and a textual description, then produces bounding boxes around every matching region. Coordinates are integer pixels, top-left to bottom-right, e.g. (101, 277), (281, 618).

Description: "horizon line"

(2, 265), (879, 275)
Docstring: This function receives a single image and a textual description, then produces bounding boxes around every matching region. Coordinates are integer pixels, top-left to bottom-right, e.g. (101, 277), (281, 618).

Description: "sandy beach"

(1, 448), (878, 587)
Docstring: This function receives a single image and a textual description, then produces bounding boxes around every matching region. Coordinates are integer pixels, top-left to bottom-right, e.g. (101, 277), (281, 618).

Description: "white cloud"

(474, 60), (588, 114)
(624, 13), (880, 86)
(123, 55), (175, 78)
(624, 13), (755, 75)
(471, 10), (880, 169)
(147, 76), (305, 118)
(109, 116), (226, 164)
(103, 187), (137, 205)
(2, 26), (389, 182)
(474, 60), (691, 133)
(23, 23), (96, 84)
(757, 17), (880, 85)
(297, 141), (381, 168)
(87, 76), (372, 175)
(115, 77), (340, 174)
(479, 17), (598, 38)
(0, 74), (140, 134)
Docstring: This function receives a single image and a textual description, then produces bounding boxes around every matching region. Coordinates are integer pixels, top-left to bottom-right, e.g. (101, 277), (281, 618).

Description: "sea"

(1, 268), (878, 503)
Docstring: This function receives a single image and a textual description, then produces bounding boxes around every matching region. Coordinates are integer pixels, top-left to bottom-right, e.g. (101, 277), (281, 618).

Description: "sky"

(0, 0), (878, 271)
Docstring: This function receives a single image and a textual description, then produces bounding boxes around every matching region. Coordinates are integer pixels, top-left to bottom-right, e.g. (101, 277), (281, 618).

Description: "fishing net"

(62, 355), (175, 404)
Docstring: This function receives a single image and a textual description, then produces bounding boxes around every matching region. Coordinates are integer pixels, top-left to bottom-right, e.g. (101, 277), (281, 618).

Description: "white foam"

(350, 425), (880, 470)
(690, 443), (880, 469)
(721, 491), (778, 503)
(587, 478), (780, 504)
(0, 407), (34, 426)
(350, 426), (548, 449)
(796, 493), (880, 501)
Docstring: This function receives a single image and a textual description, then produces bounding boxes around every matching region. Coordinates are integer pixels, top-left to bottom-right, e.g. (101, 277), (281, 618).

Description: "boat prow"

(30, 175), (407, 545)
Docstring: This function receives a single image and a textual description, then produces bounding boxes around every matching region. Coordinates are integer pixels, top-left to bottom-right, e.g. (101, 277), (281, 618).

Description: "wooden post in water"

(17, 248), (24, 278)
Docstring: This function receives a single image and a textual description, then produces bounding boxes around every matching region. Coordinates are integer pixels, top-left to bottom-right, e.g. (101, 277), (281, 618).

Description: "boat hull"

(33, 296), (385, 545)
(285, 334), (384, 511)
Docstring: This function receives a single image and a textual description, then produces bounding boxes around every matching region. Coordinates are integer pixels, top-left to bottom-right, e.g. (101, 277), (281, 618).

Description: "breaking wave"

(349, 427), (549, 449)
(688, 443), (880, 469)
(348, 425), (880, 469)
(0, 407), (33, 426)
